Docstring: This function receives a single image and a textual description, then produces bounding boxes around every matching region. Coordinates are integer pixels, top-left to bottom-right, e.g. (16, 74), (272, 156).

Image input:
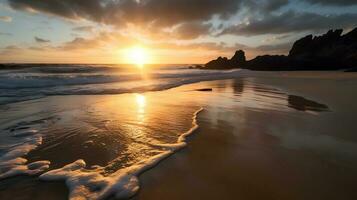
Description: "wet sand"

(133, 72), (357, 200)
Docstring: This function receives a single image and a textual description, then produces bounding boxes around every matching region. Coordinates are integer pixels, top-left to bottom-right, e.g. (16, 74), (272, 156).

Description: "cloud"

(0, 45), (22, 55)
(35, 36), (50, 43)
(2, 45), (19, 50)
(8, 0), (240, 27)
(262, 0), (289, 11)
(7, 0), (291, 26)
(262, 34), (291, 43)
(0, 16), (12, 22)
(242, 0), (289, 13)
(8, 0), (104, 21)
(28, 46), (46, 51)
(0, 32), (12, 36)
(173, 22), (212, 39)
(4, 0), (295, 41)
(304, 0), (357, 6)
(6, 0), (293, 40)
(221, 11), (357, 36)
(109, 0), (241, 27)
(4, 0), (356, 60)
(60, 37), (101, 50)
(72, 26), (94, 32)
(58, 32), (126, 50)
(254, 42), (292, 53)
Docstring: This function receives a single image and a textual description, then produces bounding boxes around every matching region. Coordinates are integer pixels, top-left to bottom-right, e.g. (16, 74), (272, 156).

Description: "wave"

(0, 64), (188, 73)
(0, 68), (238, 89)
(0, 66), (246, 105)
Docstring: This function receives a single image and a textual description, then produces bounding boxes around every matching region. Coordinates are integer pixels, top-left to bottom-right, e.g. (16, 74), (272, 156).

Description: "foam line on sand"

(40, 107), (204, 200)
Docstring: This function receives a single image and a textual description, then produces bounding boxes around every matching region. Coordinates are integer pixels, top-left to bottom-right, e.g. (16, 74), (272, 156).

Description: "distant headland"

(195, 27), (357, 71)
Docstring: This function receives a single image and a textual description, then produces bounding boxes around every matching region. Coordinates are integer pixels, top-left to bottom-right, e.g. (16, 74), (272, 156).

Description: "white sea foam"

(40, 108), (203, 200)
(0, 160), (50, 179)
(0, 120), (52, 179)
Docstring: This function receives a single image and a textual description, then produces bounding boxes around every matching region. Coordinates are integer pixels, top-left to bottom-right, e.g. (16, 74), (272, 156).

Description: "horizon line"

(0, 63), (199, 66)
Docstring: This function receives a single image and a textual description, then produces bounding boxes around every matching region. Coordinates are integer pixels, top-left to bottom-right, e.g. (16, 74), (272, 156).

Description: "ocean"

(0, 64), (241, 105)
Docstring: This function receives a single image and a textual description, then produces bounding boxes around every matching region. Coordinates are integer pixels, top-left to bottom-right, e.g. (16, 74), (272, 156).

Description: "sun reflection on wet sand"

(136, 94), (146, 122)
(136, 94), (146, 110)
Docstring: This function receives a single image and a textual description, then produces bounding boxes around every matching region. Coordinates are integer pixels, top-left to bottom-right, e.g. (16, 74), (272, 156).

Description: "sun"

(127, 46), (149, 67)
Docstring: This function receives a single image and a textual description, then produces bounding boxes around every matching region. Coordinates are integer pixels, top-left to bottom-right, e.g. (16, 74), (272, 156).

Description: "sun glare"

(135, 94), (146, 120)
(127, 46), (149, 67)
(136, 94), (146, 109)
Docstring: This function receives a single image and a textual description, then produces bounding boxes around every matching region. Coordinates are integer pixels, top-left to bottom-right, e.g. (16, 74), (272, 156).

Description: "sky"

(0, 0), (356, 64)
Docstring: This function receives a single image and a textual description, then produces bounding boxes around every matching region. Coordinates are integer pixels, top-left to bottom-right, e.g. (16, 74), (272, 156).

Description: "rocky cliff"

(203, 28), (357, 71)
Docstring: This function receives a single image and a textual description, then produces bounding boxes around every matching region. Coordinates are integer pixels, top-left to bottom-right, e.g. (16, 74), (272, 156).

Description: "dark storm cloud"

(221, 11), (357, 36)
(114, 0), (289, 29)
(304, 0), (357, 6)
(263, 0), (289, 11)
(109, 0), (240, 27)
(8, 0), (105, 21)
(243, 0), (289, 13)
(35, 36), (50, 43)
(8, 0), (240, 27)
(7, 0), (355, 39)
(7, 0), (288, 27)
(173, 22), (212, 39)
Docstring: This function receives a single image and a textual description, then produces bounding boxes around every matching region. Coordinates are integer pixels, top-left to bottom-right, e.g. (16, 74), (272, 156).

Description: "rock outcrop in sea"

(202, 28), (357, 71)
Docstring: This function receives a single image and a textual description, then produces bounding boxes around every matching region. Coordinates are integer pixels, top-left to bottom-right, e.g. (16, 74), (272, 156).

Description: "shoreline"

(1, 71), (357, 199)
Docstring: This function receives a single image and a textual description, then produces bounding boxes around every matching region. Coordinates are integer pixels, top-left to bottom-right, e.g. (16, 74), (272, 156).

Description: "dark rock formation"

(245, 55), (292, 71)
(286, 29), (356, 69)
(230, 50), (246, 67)
(289, 29), (343, 60)
(195, 88), (213, 92)
(203, 27), (357, 71)
(204, 50), (246, 69)
(345, 67), (357, 72)
(205, 56), (231, 69)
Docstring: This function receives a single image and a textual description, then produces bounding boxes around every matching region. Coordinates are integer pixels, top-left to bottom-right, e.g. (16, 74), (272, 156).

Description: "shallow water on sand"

(135, 77), (357, 200)
(0, 90), (202, 199)
(1, 73), (357, 199)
